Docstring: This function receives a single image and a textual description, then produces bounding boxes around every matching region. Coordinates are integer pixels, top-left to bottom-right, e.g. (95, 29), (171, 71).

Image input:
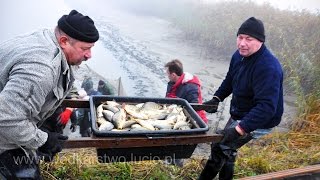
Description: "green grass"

(41, 97), (319, 179)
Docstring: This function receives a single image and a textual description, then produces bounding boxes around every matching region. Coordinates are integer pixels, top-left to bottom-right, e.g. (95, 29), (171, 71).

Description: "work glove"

(70, 123), (77, 132)
(203, 96), (220, 113)
(57, 108), (73, 127)
(38, 128), (68, 162)
(217, 127), (241, 147)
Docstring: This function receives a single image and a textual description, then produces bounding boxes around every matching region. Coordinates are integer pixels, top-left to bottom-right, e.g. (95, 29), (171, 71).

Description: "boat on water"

(63, 64), (126, 138)
(73, 64), (126, 96)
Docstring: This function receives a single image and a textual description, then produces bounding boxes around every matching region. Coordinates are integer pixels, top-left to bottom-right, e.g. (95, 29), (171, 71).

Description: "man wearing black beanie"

(0, 10), (99, 179)
(199, 17), (283, 179)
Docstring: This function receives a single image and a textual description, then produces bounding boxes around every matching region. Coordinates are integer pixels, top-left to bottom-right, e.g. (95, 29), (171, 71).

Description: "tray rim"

(90, 95), (209, 137)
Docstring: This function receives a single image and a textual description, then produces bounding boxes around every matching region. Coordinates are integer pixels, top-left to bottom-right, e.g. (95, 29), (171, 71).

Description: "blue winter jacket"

(215, 44), (283, 133)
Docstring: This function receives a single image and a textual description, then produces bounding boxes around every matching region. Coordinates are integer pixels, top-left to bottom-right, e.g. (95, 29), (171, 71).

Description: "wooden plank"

(62, 99), (90, 108)
(64, 134), (222, 149)
(239, 164), (320, 180)
(189, 103), (218, 111)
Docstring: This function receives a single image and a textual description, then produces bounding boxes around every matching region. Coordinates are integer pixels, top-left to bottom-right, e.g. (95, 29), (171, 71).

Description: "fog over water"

(1, 0), (310, 131)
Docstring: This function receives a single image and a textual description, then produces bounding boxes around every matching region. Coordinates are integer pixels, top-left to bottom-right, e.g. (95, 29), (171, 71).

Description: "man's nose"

(239, 39), (246, 46)
(84, 50), (92, 59)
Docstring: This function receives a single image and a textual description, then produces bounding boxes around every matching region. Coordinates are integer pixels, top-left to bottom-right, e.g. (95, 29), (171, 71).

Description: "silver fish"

(146, 119), (176, 130)
(96, 104), (104, 118)
(124, 104), (148, 119)
(140, 109), (169, 120)
(152, 122), (173, 130)
(111, 128), (130, 131)
(173, 121), (191, 130)
(135, 103), (144, 109)
(98, 121), (114, 131)
(102, 110), (114, 122)
(131, 124), (142, 129)
(166, 113), (179, 122)
(140, 102), (162, 111)
(177, 125), (191, 130)
(103, 104), (120, 113)
(122, 120), (137, 129)
(135, 119), (155, 130)
(176, 113), (187, 122)
(130, 126), (150, 131)
(106, 100), (120, 107)
(112, 108), (126, 129)
(97, 117), (108, 125)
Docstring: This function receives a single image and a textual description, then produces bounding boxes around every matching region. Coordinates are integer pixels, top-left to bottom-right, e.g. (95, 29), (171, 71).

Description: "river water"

(65, 1), (235, 132)
(1, 0), (297, 157)
(0, 0), (296, 130)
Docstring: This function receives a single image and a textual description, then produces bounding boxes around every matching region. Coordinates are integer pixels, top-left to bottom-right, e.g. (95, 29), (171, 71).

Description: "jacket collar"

(242, 44), (266, 61)
(49, 29), (75, 90)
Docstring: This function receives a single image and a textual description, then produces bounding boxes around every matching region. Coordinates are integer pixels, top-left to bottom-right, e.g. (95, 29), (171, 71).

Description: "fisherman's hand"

(70, 123), (77, 132)
(217, 127), (241, 146)
(203, 96), (220, 113)
(57, 108), (73, 127)
(38, 128), (68, 162)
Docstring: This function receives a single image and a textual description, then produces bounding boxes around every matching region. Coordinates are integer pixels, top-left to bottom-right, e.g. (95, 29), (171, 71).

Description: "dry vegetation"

(236, 96), (320, 177)
(40, 98), (320, 179)
(41, 1), (320, 179)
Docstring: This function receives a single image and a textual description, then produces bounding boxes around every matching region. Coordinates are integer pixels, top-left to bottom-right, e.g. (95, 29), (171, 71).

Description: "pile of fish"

(95, 101), (193, 132)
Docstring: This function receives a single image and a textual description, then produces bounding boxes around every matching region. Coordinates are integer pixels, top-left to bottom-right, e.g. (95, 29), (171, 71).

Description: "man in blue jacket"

(199, 17), (283, 180)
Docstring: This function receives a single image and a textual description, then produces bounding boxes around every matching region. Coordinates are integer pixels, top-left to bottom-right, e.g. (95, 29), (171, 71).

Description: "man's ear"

(58, 36), (69, 48)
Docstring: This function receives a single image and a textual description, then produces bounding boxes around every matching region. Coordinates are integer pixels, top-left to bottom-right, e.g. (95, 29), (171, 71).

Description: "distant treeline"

(116, 0), (320, 106)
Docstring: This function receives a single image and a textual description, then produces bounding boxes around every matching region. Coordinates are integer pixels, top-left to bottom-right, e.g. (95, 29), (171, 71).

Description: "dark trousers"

(78, 108), (91, 137)
(0, 148), (42, 180)
(199, 118), (253, 180)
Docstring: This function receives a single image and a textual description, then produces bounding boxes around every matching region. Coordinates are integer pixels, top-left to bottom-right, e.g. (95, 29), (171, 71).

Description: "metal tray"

(90, 95), (209, 137)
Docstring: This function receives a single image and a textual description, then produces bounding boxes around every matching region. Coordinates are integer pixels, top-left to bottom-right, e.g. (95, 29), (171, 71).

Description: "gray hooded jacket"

(0, 29), (75, 154)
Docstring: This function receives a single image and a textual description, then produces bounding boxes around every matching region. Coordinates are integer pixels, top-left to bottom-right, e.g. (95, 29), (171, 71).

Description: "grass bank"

(41, 101), (319, 179)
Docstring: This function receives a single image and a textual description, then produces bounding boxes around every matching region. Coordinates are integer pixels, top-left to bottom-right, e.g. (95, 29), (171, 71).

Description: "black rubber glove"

(203, 96), (220, 113)
(38, 128), (68, 162)
(217, 128), (241, 147)
(70, 123), (77, 132)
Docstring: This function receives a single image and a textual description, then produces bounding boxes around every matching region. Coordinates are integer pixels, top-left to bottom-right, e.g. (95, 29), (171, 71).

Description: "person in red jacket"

(164, 59), (207, 167)
(165, 59), (208, 123)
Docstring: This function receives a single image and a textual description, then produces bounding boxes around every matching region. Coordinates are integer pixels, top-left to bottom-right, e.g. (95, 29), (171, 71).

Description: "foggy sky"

(0, 0), (69, 42)
(1, 0), (319, 43)
(202, 0), (320, 13)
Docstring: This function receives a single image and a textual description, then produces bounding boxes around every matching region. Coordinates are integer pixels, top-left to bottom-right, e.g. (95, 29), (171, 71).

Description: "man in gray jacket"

(0, 10), (99, 179)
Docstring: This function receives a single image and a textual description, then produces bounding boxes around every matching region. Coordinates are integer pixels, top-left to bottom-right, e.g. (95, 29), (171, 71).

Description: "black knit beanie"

(237, 17), (265, 42)
(58, 10), (99, 43)
(98, 80), (105, 85)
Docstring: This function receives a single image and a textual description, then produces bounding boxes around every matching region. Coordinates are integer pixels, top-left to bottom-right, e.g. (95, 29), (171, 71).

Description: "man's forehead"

(76, 41), (95, 47)
(238, 34), (253, 38)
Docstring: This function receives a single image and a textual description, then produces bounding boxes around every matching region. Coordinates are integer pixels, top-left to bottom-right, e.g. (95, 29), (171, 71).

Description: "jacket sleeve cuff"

(239, 121), (250, 133)
(212, 96), (222, 102)
(26, 128), (48, 149)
